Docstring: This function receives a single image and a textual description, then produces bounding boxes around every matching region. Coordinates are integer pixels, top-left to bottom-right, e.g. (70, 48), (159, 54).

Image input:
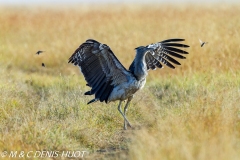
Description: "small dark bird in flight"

(69, 38), (190, 130)
(199, 39), (208, 47)
(42, 63), (45, 67)
(36, 50), (45, 55)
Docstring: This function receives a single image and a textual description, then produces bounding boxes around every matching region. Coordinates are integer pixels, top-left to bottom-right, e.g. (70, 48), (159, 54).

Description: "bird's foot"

(124, 121), (132, 130)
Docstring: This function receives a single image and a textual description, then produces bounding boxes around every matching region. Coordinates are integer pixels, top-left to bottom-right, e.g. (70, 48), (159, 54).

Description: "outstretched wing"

(68, 39), (131, 104)
(145, 38), (189, 70)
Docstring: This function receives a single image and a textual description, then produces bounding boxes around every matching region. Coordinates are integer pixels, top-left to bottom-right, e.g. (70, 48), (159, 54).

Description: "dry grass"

(0, 3), (240, 160)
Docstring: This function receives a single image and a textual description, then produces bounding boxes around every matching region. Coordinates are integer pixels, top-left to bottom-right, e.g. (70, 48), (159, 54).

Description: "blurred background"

(1, 0), (240, 160)
(0, 0), (239, 4)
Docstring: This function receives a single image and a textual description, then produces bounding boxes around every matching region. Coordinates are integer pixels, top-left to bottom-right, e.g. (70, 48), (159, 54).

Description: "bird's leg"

(123, 96), (133, 130)
(118, 100), (132, 130)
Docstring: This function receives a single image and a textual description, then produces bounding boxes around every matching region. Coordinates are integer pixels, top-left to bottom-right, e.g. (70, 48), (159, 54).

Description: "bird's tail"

(87, 98), (99, 104)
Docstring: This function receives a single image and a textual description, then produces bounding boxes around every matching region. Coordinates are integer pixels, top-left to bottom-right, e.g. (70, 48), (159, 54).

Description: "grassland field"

(0, 3), (240, 160)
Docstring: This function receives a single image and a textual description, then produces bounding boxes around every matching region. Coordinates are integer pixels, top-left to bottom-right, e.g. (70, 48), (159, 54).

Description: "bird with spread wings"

(68, 38), (189, 130)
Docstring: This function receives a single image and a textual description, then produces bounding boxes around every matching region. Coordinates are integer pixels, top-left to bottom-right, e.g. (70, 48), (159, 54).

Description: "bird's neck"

(132, 52), (148, 81)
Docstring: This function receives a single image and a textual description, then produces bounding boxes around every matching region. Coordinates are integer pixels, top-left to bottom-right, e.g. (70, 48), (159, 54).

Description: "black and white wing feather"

(146, 38), (189, 70)
(68, 39), (131, 104)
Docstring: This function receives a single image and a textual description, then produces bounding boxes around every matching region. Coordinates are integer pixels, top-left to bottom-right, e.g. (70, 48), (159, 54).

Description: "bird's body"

(199, 39), (208, 47)
(69, 38), (189, 129)
(108, 76), (146, 102)
(108, 47), (149, 102)
(36, 50), (45, 55)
